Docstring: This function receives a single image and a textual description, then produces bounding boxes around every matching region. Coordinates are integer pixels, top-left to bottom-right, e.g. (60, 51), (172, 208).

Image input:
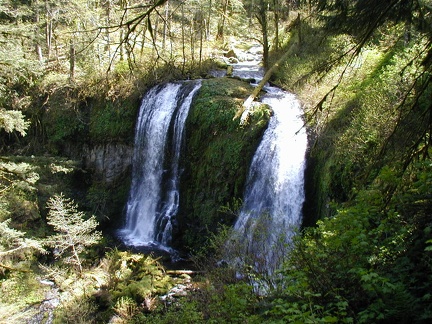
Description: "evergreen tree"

(0, 219), (45, 273)
(45, 194), (101, 274)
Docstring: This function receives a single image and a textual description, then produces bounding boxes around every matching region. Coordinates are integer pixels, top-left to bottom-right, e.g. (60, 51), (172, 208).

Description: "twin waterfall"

(119, 60), (308, 267)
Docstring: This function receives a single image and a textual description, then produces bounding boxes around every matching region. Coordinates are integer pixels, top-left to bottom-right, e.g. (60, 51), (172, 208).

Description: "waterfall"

(119, 80), (201, 249)
(233, 86), (308, 273)
(219, 44), (308, 273)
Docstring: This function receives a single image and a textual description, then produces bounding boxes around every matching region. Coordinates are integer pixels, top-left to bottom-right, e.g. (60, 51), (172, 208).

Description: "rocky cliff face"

(83, 144), (133, 184)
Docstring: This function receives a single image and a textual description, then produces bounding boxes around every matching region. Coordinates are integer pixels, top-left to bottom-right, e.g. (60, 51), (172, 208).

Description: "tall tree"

(243, 0), (271, 69)
(216, 0), (229, 40)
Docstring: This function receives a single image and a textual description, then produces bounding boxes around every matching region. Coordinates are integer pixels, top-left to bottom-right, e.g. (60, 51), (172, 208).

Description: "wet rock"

(224, 49), (237, 59)
(83, 144), (133, 183)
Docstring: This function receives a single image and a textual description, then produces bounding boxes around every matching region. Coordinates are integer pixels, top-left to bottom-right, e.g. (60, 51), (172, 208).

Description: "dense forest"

(1, 0), (432, 323)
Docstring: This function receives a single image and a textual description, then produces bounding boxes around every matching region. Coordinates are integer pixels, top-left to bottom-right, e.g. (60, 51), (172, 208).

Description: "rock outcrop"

(83, 144), (133, 184)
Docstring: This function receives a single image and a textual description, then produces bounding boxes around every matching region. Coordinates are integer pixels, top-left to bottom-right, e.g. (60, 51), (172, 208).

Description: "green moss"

(38, 79), (141, 154)
(89, 97), (139, 143)
(177, 78), (271, 250)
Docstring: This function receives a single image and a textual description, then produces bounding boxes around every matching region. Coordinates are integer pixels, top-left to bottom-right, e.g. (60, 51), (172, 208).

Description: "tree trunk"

(162, 0), (169, 51)
(216, 0), (228, 41)
(273, 0), (280, 50)
(45, 5), (52, 60)
(166, 270), (204, 275)
(181, 2), (186, 72)
(71, 243), (82, 274)
(104, 0), (112, 60)
(33, 0), (44, 63)
(194, 9), (205, 66)
(234, 45), (293, 122)
(256, 1), (269, 69)
(69, 39), (75, 82)
(207, 0), (212, 39)
(404, 19), (411, 45)
(297, 13), (302, 45)
(190, 19), (195, 63)
(139, 23), (147, 59)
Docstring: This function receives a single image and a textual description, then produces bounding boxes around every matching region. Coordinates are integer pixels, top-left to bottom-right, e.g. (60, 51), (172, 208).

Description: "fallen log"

(166, 269), (204, 275)
(234, 43), (295, 124)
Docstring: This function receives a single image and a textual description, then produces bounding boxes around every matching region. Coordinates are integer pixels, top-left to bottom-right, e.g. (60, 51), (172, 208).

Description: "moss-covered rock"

(176, 78), (271, 251)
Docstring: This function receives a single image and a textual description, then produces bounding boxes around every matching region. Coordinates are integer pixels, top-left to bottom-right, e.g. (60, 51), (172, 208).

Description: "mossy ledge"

(175, 78), (271, 251)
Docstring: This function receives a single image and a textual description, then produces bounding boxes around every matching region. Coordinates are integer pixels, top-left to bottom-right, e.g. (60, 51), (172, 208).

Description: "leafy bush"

(269, 157), (432, 323)
(53, 296), (98, 324)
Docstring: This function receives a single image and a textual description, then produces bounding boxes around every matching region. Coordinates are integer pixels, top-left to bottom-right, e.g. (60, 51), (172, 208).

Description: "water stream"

(233, 86), (307, 272)
(229, 46), (308, 273)
(118, 81), (201, 250)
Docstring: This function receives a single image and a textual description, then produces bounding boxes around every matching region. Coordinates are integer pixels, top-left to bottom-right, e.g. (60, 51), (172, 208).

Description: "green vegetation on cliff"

(261, 2), (432, 322)
(178, 77), (271, 249)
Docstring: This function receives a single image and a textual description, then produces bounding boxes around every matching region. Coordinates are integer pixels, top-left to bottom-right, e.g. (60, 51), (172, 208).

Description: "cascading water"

(233, 86), (307, 272)
(118, 80), (201, 249)
(229, 47), (308, 273)
(118, 42), (306, 265)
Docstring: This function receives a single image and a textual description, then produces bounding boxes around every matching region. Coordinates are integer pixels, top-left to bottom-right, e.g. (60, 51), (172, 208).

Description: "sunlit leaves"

(0, 219), (45, 273)
(0, 109), (30, 136)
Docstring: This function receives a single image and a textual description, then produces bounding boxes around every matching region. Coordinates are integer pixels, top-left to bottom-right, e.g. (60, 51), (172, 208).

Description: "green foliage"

(89, 98), (139, 143)
(0, 2), (431, 323)
(0, 219), (45, 274)
(204, 282), (261, 324)
(88, 250), (178, 322)
(109, 252), (173, 303)
(0, 144), (47, 237)
(270, 156), (432, 323)
(0, 271), (48, 320)
(85, 178), (130, 228)
(115, 295), (141, 319)
(267, 293), (351, 323)
(281, 11), (432, 225)
(139, 299), (204, 324)
(42, 86), (87, 149)
(0, 137), (80, 291)
(0, 1), (42, 139)
(100, 250), (172, 298)
(0, 156), (79, 229)
(45, 194), (101, 273)
(53, 296), (98, 324)
(0, 108), (30, 136)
